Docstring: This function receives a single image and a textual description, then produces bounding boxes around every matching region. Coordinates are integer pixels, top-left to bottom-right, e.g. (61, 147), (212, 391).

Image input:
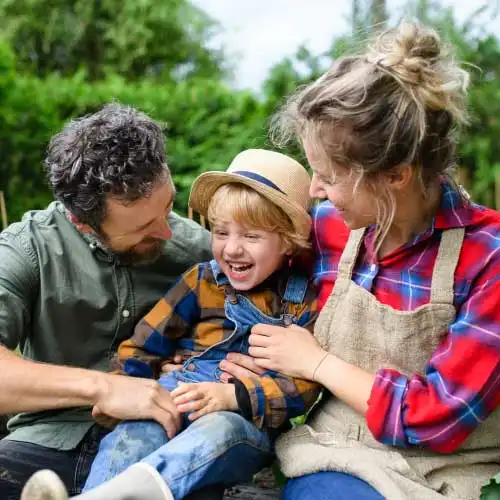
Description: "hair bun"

(366, 23), (442, 85)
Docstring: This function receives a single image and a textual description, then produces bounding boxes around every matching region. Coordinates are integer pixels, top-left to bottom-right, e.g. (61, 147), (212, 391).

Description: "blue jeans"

(0, 425), (108, 500)
(84, 411), (274, 499)
(282, 471), (384, 500)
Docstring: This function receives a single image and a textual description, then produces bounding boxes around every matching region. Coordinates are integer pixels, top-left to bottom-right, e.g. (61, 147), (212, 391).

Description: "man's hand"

(93, 373), (181, 439)
(171, 382), (238, 421)
(218, 353), (266, 382)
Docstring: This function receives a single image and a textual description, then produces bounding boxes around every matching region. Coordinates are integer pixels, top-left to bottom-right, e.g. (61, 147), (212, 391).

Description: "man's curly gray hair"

(45, 103), (170, 230)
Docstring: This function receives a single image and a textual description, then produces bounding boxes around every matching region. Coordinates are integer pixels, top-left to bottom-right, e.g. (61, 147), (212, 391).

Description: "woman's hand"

(218, 353), (266, 382)
(171, 382), (238, 421)
(249, 324), (327, 380)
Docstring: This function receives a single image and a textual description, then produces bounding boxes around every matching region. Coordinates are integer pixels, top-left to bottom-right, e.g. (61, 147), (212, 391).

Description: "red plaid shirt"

(312, 182), (500, 453)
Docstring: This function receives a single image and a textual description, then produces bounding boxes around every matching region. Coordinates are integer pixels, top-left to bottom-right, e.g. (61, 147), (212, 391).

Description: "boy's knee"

(192, 412), (269, 447)
(106, 419), (168, 448)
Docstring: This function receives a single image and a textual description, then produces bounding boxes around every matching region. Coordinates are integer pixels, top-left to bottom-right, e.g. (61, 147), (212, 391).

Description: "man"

(0, 103), (225, 499)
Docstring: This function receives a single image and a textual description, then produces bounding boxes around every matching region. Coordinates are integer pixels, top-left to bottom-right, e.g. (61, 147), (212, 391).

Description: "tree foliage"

(0, 0), (227, 81)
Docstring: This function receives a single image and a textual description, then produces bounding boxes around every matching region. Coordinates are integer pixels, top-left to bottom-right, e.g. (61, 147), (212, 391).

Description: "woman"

(223, 22), (500, 500)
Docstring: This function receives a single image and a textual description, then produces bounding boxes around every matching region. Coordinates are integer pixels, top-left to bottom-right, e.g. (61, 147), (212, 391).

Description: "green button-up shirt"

(0, 202), (211, 450)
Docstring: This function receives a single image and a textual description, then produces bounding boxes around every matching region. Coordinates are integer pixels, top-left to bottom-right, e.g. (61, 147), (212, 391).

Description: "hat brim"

(189, 171), (311, 239)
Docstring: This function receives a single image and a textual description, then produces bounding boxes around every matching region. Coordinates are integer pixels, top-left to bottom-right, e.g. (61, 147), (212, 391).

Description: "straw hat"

(189, 149), (311, 239)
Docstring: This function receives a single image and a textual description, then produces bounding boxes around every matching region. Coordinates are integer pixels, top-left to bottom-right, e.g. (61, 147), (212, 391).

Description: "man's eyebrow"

(133, 190), (176, 232)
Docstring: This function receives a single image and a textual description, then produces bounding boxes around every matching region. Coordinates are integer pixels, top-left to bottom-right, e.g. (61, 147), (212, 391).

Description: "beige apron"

(276, 227), (500, 499)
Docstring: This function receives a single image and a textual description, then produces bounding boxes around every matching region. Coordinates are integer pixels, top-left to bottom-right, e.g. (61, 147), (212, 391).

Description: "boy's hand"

(171, 382), (238, 421)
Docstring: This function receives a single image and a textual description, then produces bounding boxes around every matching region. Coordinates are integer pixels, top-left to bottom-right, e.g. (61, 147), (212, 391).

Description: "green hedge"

(0, 42), (272, 221)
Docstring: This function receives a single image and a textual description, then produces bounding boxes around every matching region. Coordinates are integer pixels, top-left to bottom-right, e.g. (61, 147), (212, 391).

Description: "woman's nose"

(309, 175), (326, 199)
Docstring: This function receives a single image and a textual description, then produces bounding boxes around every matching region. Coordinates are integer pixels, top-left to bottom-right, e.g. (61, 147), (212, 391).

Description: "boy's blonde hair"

(207, 183), (310, 254)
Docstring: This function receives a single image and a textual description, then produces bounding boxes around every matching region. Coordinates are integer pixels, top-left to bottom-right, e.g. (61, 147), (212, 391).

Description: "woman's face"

(304, 141), (378, 229)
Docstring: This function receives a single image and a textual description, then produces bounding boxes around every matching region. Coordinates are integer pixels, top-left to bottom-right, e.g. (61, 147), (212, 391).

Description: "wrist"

(311, 350), (330, 382)
(88, 371), (112, 406)
(224, 384), (238, 410)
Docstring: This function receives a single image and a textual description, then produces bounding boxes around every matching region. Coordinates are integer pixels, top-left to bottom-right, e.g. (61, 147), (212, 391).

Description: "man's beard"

(96, 233), (164, 266)
(114, 240), (164, 266)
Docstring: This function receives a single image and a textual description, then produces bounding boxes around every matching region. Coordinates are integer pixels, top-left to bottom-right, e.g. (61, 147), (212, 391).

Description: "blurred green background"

(1, 0), (500, 224)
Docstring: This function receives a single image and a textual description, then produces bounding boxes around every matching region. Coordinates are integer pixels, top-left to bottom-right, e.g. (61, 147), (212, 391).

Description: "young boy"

(22, 149), (320, 500)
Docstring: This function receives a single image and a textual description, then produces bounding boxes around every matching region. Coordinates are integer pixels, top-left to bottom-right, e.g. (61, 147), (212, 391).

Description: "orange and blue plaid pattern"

(115, 261), (320, 429)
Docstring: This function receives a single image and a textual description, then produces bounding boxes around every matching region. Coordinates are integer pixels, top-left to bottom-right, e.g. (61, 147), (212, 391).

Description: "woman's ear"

(386, 164), (414, 191)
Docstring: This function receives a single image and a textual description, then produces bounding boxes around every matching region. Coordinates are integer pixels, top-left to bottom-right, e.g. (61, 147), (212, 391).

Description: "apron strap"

(430, 227), (465, 304)
(336, 228), (366, 281)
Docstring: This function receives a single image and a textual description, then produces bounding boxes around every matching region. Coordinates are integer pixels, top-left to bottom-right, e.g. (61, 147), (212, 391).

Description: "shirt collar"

(363, 180), (474, 260)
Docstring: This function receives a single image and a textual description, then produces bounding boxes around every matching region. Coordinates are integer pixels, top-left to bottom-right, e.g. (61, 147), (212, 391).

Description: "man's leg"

(0, 426), (107, 500)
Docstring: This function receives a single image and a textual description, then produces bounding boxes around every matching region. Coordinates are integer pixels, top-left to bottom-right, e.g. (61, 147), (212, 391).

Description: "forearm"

(0, 345), (106, 414)
(314, 353), (375, 415)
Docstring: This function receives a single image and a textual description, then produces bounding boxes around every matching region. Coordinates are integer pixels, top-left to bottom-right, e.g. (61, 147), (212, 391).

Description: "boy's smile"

(211, 219), (288, 291)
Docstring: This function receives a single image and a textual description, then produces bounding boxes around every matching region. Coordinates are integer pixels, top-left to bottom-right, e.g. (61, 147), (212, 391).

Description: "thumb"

(92, 405), (103, 418)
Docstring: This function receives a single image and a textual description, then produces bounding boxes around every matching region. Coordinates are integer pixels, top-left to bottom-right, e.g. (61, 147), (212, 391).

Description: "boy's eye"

(246, 233), (260, 240)
(214, 230), (228, 237)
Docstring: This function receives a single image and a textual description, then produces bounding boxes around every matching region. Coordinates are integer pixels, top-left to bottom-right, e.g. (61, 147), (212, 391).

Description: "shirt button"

(122, 309), (130, 318)
(186, 363), (196, 372)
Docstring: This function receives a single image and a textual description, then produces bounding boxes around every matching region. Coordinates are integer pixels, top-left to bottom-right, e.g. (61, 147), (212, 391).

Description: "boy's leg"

(84, 371), (179, 491)
(142, 411), (275, 499)
(83, 419), (169, 491)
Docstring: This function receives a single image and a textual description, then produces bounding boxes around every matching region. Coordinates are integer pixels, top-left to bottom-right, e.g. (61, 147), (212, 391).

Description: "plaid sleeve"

(366, 255), (500, 453)
(239, 291), (321, 429)
(115, 264), (202, 379)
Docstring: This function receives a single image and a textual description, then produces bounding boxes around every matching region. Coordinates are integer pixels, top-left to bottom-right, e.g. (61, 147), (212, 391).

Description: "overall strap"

(430, 227), (465, 304)
(283, 273), (309, 304)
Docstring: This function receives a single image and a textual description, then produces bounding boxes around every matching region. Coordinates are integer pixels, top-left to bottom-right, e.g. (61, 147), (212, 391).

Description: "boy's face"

(211, 218), (287, 291)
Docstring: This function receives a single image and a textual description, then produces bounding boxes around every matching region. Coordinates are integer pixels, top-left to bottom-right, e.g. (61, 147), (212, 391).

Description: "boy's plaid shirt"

(115, 261), (320, 429)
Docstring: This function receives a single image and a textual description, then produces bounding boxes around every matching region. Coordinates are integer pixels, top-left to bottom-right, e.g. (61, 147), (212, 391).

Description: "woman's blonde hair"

(207, 183), (310, 253)
(272, 22), (470, 249)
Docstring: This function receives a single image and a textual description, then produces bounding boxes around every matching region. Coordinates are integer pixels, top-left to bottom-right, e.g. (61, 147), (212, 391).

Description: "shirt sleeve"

(0, 231), (39, 350)
(238, 293), (321, 429)
(115, 264), (202, 378)
(366, 255), (500, 453)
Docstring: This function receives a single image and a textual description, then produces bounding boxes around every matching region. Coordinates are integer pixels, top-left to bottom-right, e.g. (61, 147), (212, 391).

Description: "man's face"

(98, 180), (175, 265)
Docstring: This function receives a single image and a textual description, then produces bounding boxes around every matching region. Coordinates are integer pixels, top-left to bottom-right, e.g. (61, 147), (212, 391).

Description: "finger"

(173, 354), (183, 363)
(248, 346), (271, 359)
(170, 383), (193, 397)
(176, 398), (206, 413)
(152, 408), (179, 439)
(154, 388), (182, 431)
(220, 373), (231, 384)
(173, 389), (203, 405)
(254, 357), (275, 371)
(91, 405), (103, 418)
(160, 363), (183, 374)
(188, 407), (210, 421)
(224, 352), (265, 372)
(220, 360), (262, 381)
(250, 324), (279, 336)
(248, 333), (272, 347)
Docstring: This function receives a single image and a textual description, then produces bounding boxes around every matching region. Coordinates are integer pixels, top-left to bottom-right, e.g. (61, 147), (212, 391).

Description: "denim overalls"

(84, 261), (309, 499)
